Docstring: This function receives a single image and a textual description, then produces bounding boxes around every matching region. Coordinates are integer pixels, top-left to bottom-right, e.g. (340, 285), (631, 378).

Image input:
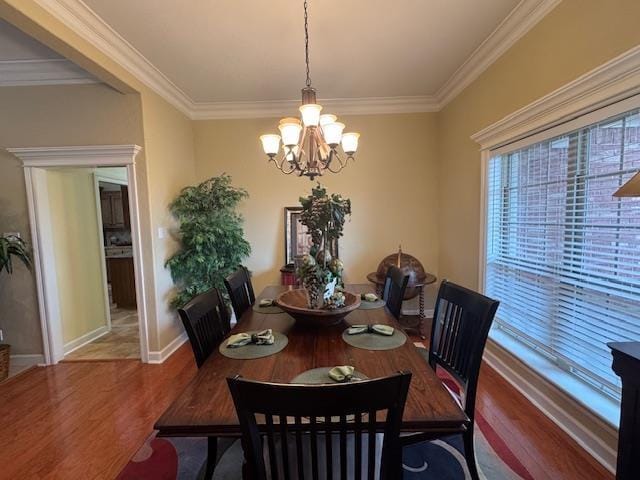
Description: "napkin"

(226, 329), (275, 348)
(259, 298), (274, 307)
(347, 324), (395, 336)
(328, 365), (359, 382)
(360, 293), (379, 302)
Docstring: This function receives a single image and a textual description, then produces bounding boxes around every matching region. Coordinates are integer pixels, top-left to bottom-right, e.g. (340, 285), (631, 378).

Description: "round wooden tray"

(275, 288), (361, 327)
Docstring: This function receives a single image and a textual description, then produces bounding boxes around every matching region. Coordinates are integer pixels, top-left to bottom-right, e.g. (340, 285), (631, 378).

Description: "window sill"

(488, 327), (620, 428)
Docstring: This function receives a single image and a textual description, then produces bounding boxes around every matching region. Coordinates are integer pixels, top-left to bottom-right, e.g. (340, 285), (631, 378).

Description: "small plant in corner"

(0, 234), (32, 381)
(166, 174), (251, 308)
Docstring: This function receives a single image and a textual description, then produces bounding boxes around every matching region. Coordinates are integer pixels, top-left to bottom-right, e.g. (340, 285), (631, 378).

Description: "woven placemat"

(357, 299), (385, 310)
(341, 327), (407, 351)
(291, 367), (369, 385)
(219, 331), (288, 359)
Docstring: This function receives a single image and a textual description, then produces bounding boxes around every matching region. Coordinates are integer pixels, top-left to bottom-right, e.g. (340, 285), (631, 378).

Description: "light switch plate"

(157, 227), (167, 239)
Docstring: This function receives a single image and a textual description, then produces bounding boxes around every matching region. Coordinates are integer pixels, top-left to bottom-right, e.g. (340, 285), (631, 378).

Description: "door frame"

(7, 145), (149, 364)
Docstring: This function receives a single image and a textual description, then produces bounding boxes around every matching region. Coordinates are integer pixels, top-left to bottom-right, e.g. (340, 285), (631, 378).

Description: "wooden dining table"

(154, 284), (468, 438)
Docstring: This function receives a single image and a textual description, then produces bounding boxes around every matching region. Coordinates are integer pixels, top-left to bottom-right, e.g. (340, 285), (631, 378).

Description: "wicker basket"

(0, 344), (10, 381)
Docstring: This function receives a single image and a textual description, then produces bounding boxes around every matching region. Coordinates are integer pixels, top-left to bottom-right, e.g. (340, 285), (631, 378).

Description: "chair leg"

(463, 427), (480, 480)
(204, 436), (218, 480)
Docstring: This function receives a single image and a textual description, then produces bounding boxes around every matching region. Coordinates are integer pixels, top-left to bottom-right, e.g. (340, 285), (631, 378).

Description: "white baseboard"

(484, 338), (618, 474)
(10, 353), (45, 367)
(147, 331), (188, 364)
(63, 325), (110, 355)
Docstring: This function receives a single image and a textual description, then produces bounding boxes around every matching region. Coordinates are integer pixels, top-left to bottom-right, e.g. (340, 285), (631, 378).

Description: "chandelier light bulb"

(341, 132), (360, 154)
(299, 104), (323, 126)
(323, 122), (345, 146)
(319, 114), (337, 126)
(279, 122), (303, 146)
(260, 134), (281, 155)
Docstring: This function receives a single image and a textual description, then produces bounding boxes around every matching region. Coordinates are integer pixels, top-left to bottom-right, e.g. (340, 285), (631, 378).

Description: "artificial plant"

(166, 174), (251, 308)
(0, 235), (31, 275)
(297, 184), (351, 308)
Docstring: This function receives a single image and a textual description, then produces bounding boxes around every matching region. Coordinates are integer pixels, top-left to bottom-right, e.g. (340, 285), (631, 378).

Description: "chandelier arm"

(326, 151), (346, 173)
(271, 155), (298, 174)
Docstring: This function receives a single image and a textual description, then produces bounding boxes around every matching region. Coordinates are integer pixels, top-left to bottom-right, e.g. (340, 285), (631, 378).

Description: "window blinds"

(486, 109), (640, 399)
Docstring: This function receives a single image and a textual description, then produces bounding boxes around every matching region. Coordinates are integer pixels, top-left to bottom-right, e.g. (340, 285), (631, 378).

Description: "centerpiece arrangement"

(276, 185), (360, 326)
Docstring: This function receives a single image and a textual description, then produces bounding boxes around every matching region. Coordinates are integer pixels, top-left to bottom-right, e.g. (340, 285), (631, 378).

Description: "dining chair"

(382, 265), (409, 320)
(227, 371), (412, 480)
(403, 280), (499, 480)
(178, 287), (231, 480)
(224, 266), (256, 320)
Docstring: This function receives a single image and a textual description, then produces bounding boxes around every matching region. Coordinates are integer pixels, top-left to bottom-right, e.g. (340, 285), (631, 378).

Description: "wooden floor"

(0, 342), (612, 479)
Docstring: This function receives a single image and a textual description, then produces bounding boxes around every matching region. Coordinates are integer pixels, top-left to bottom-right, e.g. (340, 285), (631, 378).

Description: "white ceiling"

(81, 0), (520, 103)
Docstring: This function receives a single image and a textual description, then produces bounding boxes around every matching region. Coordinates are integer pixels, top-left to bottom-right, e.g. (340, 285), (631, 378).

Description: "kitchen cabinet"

(107, 257), (137, 309)
(100, 186), (130, 229)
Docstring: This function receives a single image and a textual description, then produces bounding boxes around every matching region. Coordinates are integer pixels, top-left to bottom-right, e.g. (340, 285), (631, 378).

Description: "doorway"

(9, 145), (149, 364)
(64, 168), (139, 360)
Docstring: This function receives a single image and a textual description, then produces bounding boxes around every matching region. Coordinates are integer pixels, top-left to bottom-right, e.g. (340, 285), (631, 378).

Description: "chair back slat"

(227, 372), (412, 480)
(382, 266), (409, 320)
(429, 280), (499, 421)
(224, 266), (255, 319)
(178, 288), (230, 368)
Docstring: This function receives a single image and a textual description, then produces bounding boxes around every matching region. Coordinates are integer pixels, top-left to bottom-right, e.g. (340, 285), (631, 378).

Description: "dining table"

(154, 284), (468, 440)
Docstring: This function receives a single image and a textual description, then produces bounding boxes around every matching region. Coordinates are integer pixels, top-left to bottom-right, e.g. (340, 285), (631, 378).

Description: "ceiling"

(0, 19), (96, 86)
(81, 0), (520, 103)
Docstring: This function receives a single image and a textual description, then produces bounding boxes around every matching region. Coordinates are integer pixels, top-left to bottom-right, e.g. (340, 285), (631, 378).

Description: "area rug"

(119, 345), (533, 479)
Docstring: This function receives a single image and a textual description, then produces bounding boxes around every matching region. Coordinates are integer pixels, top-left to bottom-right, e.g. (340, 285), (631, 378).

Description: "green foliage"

(299, 184), (351, 261)
(297, 185), (351, 308)
(166, 174), (251, 308)
(0, 235), (31, 275)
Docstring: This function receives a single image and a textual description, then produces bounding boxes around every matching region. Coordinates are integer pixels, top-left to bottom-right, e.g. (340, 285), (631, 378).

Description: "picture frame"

(284, 206), (340, 265)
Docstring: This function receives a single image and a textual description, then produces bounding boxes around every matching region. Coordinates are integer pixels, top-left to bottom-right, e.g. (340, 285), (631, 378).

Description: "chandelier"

(259, 0), (360, 180)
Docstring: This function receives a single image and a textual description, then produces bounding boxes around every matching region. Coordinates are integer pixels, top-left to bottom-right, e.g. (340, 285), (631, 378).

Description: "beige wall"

(46, 169), (107, 344)
(140, 92), (196, 349)
(194, 113), (440, 303)
(437, 0), (640, 290)
(0, 152), (41, 354)
(0, 83), (144, 355)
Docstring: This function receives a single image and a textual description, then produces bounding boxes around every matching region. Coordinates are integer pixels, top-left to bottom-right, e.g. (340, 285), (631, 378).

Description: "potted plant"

(297, 185), (351, 309)
(166, 174), (251, 308)
(0, 234), (32, 380)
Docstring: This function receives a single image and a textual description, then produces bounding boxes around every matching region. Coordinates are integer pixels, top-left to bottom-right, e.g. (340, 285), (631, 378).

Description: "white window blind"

(486, 108), (640, 399)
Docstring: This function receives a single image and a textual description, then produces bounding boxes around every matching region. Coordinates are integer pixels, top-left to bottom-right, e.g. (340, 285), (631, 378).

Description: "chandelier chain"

(304, 0), (311, 87)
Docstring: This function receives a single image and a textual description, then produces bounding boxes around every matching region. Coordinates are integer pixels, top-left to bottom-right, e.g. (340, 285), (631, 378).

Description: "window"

(486, 108), (640, 400)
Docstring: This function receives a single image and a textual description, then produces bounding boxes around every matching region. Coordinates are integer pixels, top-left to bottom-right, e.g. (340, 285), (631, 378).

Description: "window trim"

(472, 45), (640, 473)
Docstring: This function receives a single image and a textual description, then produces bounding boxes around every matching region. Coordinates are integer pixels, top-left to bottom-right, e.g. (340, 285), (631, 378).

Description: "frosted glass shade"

(260, 134), (280, 155)
(319, 114), (337, 126)
(299, 104), (323, 126)
(341, 132), (360, 154)
(279, 122), (303, 146)
(323, 122), (345, 145)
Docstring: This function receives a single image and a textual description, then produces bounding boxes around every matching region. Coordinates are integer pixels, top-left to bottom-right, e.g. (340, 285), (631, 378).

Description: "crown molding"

(0, 58), (97, 86)
(470, 45), (640, 150)
(435, 0), (562, 108)
(8, 144), (142, 167)
(33, 0), (193, 115)
(190, 95), (440, 120)
(32, 0), (559, 119)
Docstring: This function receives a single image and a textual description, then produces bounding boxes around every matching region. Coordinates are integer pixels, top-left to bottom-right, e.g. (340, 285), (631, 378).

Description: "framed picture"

(284, 207), (340, 265)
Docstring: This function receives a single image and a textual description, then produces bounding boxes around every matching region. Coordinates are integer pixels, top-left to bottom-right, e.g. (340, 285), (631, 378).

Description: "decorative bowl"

(275, 288), (361, 328)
